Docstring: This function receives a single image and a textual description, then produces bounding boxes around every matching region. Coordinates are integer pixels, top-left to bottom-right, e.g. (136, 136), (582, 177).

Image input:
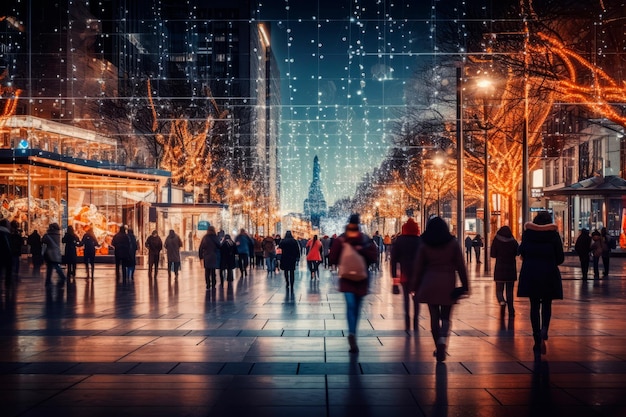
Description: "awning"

(544, 175), (626, 196)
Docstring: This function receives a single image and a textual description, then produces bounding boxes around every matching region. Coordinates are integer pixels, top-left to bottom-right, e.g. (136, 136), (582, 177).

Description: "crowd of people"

(1, 209), (608, 363)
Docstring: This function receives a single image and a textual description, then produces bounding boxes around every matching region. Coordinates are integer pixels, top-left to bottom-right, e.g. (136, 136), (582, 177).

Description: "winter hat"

(532, 211), (553, 225)
(346, 214), (360, 232)
(401, 218), (420, 236)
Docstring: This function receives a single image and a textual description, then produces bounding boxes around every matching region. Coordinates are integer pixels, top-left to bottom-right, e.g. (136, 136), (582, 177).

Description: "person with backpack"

(328, 214), (378, 354)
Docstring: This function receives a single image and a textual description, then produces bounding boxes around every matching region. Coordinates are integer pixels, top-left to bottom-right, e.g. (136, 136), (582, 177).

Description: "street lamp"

(433, 154), (445, 217)
(475, 77), (494, 272)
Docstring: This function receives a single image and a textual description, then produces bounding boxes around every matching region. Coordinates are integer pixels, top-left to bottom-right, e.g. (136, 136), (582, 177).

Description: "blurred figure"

(306, 234), (322, 280)
(464, 235), (473, 263)
(219, 234), (236, 285)
(112, 225), (130, 282)
(390, 218), (421, 331)
(27, 229), (44, 275)
(279, 231), (301, 290)
(9, 220), (22, 279)
(574, 228), (591, 281)
(164, 229), (183, 279)
(0, 219), (13, 286)
(410, 217), (469, 362)
(199, 226), (220, 289)
(145, 230), (163, 280)
(42, 223), (67, 287)
(127, 229), (138, 281)
(235, 229), (254, 277)
(78, 225), (99, 279)
(472, 234), (483, 263)
(517, 211), (564, 361)
(62, 225), (80, 279)
(262, 235), (277, 274)
(490, 226), (519, 317)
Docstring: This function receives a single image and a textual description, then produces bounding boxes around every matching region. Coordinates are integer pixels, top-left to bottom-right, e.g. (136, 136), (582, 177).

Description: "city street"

(0, 253), (625, 417)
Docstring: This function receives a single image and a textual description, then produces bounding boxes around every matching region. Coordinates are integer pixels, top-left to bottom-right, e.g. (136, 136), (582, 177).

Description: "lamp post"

(475, 78), (494, 273)
(456, 66), (465, 242)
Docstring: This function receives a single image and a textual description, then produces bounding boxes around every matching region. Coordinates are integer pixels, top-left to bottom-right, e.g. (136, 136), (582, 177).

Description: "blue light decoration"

(17, 139), (29, 149)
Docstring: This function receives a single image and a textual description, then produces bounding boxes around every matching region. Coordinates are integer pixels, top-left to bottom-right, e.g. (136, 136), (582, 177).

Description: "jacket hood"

(421, 216), (454, 246)
(496, 225), (513, 238)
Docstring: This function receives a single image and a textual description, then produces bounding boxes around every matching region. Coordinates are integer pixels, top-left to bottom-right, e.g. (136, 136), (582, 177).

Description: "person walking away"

(409, 216), (469, 362)
(0, 219), (13, 286)
(600, 227), (614, 278)
(9, 221), (23, 279)
(517, 211), (564, 361)
(464, 235), (473, 263)
(219, 234), (237, 285)
(279, 231), (301, 291)
(111, 225), (131, 282)
(145, 230), (163, 280)
(590, 230), (603, 280)
(164, 229), (183, 279)
(320, 235), (331, 268)
(235, 229), (254, 277)
(390, 218), (421, 331)
(490, 225), (519, 317)
(472, 234), (483, 263)
(328, 214), (378, 353)
(574, 228), (592, 281)
(199, 226), (220, 289)
(42, 222), (67, 287)
(383, 233), (392, 262)
(78, 225), (99, 279)
(372, 231), (384, 271)
(62, 225), (80, 280)
(262, 235), (277, 275)
(127, 229), (138, 281)
(27, 229), (44, 275)
(254, 234), (264, 268)
(306, 234), (323, 280)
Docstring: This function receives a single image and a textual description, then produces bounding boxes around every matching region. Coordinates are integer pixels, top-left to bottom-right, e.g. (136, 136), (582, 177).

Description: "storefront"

(0, 116), (169, 257)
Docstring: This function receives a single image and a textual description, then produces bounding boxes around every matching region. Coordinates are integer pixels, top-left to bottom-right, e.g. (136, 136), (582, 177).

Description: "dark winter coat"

(42, 224), (63, 264)
(219, 237), (237, 270)
(278, 233), (301, 270)
(112, 230), (131, 261)
(145, 234), (163, 261)
(127, 233), (138, 267)
(517, 222), (564, 300)
(574, 229), (592, 261)
(79, 231), (99, 259)
(328, 232), (378, 296)
(0, 224), (12, 269)
(409, 217), (469, 305)
(62, 231), (80, 264)
(164, 231), (183, 263)
(390, 234), (421, 284)
(490, 226), (519, 282)
(27, 230), (43, 266)
(199, 232), (221, 269)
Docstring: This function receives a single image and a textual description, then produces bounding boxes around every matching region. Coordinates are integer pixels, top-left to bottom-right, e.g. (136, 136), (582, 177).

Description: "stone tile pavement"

(0, 253), (625, 416)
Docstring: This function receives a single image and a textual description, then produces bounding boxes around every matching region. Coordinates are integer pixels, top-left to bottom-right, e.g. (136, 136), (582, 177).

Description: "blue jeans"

(344, 292), (364, 335)
(265, 255), (276, 271)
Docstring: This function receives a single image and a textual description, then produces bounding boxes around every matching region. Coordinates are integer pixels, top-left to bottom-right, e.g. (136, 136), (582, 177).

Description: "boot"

(404, 315), (410, 331)
(348, 334), (359, 353)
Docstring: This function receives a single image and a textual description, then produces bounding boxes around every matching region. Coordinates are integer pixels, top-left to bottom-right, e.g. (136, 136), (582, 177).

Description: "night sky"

(257, 1), (436, 213)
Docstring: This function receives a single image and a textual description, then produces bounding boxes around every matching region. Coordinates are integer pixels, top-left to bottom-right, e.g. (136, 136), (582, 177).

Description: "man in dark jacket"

(574, 228), (592, 281)
(145, 230), (163, 280)
(111, 225), (130, 282)
(390, 218), (421, 331)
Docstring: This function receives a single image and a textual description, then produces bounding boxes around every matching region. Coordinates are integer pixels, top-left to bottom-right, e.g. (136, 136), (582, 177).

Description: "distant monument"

(303, 155), (328, 228)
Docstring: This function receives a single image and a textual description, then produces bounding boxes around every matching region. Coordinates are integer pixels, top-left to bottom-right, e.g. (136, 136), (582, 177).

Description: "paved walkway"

(0, 253), (625, 417)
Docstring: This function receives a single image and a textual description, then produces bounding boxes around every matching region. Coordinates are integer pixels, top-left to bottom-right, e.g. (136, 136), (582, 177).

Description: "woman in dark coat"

(390, 218), (421, 331)
(490, 225), (519, 317)
(62, 225), (80, 279)
(409, 216), (469, 362)
(517, 211), (564, 361)
(278, 230), (301, 290)
(328, 214), (378, 354)
(219, 234), (237, 284)
(126, 229), (138, 281)
(574, 228), (592, 281)
(199, 226), (221, 289)
(27, 229), (44, 274)
(78, 226), (99, 279)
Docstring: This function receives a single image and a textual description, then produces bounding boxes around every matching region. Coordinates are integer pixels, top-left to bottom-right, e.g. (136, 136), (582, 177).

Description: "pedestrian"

(409, 216), (469, 362)
(62, 225), (80, 279)
(112, 225), (131, 282)
(574, 228), (592, 281)
(42, 222), (67, 287)
(27, 229), (44, 275)
(464, 235), (473, 263)
(372, 231), (384, 271)
(219, 233), (236, 285)
(390, 217), (421, 331)
(127, 228), (138, 281)
(600, 227), (614, 277)
(235, 228), (254, 277)
(254, 235), (264, 268)
(278, 230), (300, 290)
(145, 230), (163, 279)
(383, 233), (392, 262)
(490, 225), (519, 317)
(164, 229), (183, 279)
(78, 225), (99, 279)
(0, 219), (13, 286)
(328, 214), (378, 353)
(320, 235), (331, 268)
(473, 234), (483, 263)
(590, 230), (603, 279)
(517, 211), (564, 361)
(199, 225), (220, 289)
(9, 220), (23, 279)
(306, 234), (322, 280)
(262, 235), (277, 274)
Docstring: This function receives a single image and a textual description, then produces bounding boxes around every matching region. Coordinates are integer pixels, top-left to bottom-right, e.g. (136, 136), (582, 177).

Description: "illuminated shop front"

(0, 116), (169, 255)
